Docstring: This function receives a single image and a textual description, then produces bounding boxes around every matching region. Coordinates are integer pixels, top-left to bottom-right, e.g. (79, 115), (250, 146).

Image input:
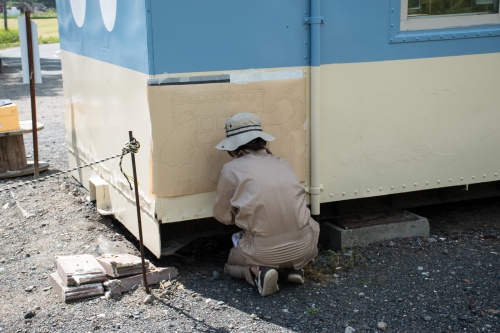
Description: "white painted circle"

(70, 0), (86, 28)
(99, 0), (117, 32)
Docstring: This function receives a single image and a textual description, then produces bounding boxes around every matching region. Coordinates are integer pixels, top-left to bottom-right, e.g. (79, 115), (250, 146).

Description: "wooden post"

(2, 0), (7, 30)
(25, 11), (39, 179)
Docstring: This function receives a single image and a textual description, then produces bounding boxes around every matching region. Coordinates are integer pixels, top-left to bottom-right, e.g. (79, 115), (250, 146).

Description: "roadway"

(0, 43), (61, 75)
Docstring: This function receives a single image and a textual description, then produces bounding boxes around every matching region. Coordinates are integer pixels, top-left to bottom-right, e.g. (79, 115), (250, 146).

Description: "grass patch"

(39, 36), (58, 44)
(0, 28), (19, 44)
(32, 10), (58, 19)
(0, 17), (59, 49)
(305, 248), (368, 282)
(305, 307), (320, 315)
(326, 249), (367, 273)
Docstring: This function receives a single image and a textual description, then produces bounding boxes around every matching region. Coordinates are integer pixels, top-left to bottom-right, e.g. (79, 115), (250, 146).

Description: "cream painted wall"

(60, 49), (500, 256)
(60, 51), (163, 256)
(60, 53), (311, 256)
(319, 53), (500, 202)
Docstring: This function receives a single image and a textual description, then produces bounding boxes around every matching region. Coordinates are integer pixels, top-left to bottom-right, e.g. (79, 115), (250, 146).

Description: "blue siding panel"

(148, 0), (310, 74)
(321, 1), (500, 64)
(56, 0), (150, 73)
(56, 0), (500, 74)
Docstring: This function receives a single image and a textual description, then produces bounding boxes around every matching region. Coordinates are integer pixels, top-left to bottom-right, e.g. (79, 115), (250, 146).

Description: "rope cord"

(0, 138), (140, 193)
(119, 138), (140, 190)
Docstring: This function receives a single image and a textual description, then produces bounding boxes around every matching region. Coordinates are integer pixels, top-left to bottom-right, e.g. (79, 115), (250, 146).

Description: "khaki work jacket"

(213, 150), (319, 269)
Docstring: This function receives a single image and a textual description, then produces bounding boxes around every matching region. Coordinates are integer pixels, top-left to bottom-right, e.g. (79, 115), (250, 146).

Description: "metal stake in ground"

(25, 11), (39, 179)
(129, 131), (150, 294)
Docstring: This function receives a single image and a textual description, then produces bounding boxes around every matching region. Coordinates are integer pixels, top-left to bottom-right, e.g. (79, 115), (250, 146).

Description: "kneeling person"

(213, 112), (319, 296)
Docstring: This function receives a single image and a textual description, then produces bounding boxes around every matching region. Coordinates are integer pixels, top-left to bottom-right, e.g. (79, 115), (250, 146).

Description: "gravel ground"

(1, 49), (499, 333)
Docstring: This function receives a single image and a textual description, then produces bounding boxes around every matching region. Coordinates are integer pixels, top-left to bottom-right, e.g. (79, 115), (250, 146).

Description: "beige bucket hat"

(215, 112), (276, 151)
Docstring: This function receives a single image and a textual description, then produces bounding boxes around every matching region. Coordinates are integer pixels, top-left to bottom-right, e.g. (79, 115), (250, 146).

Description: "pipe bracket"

(303, 16), (324, 25)
(307, 185), (323, 195)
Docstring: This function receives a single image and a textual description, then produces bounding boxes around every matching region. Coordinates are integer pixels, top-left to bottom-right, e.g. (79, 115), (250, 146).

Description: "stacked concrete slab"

(97, 253), (178, 297)
(97, 253), (150, 277)
(49, 254), (178, 302)
(50, 254), (106, 302)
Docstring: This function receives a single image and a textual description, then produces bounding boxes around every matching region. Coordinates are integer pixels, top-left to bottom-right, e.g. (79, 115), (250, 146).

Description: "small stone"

(143, 295), (155, 304)
(427, 238), (437, 243)
(97, 313), (105, 318)
(24, 310), (36, 319)
(282, 309), (289, 313)
(217, 301), (224, 305)
(25, 285), (35, 292)
(377, 321), (387, 330)
(212, 271), (220, 280)
(345, 326), (356, 333)
(358, 292), (365, 298)
(423, 315), (432, 321)
(33, 306), (41, 310)
(417, 266), (424, 271)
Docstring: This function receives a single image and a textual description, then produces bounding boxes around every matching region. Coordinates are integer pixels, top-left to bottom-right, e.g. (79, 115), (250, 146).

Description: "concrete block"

(49, 272), (104, 302)
(321, 211), (429, 250)
(88, 176), (113, 215)
(55, 254), (107, 286)
(97, 253), (150, 278)
(104, 266), (178, 295)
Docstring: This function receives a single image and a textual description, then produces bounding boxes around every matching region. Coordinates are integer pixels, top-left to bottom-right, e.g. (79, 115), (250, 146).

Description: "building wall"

(55, 1), (500, 256)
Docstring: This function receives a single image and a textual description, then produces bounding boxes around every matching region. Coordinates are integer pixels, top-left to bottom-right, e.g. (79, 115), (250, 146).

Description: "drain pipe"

(305, 0), (323, 218)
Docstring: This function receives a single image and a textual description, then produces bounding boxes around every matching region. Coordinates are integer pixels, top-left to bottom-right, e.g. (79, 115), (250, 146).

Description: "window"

(390, 0), (500, 42)
(402, 0), (500, 31)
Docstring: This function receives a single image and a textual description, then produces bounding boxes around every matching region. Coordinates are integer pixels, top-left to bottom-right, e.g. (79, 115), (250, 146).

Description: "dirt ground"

(0, 50), (499, 333)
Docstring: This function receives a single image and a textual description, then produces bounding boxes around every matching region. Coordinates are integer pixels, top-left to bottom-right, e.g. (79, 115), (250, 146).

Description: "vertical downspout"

(309, 0), (323, 218)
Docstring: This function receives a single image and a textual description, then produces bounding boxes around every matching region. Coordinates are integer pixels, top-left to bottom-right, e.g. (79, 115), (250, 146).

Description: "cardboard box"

(0, 103), (20, 132)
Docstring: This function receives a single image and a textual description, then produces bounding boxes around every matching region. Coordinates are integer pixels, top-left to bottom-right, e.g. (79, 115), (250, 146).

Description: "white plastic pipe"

(309, 0), (322, 216)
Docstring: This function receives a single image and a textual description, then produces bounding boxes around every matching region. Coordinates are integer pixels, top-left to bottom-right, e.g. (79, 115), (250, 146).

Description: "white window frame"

(400, 1), (500, 31)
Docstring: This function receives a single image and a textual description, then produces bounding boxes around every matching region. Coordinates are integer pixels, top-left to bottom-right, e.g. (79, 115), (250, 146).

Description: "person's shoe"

(287, 268), (305, 284)
(254, 266), (279, 297)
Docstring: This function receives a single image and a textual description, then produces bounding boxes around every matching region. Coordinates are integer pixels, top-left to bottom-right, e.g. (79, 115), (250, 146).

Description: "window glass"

(399, 0), (500, 32)
(408, 0), (499, 17)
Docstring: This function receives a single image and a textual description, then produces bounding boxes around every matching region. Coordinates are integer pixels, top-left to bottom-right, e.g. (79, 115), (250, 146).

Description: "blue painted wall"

(321, 0), (500, 64)
(56, 0), (150, 73)
(147, 0), (310, 74)
(56, 0), (500, 75)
